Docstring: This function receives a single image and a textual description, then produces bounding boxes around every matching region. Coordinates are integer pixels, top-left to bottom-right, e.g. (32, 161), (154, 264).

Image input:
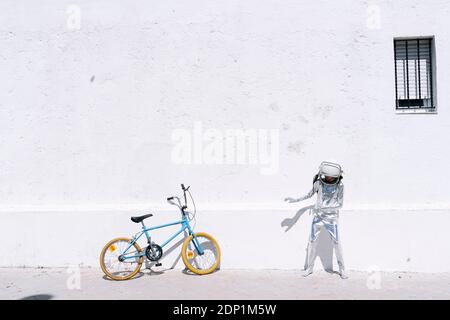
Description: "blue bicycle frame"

(120, 214), (204, 261)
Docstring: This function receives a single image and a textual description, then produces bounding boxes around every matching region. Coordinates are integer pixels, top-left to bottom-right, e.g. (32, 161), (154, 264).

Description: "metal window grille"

(394, 38), (434, 110)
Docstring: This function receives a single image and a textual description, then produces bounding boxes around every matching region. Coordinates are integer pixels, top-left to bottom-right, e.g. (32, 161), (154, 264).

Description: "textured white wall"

(2, 208), (450, 272)
(1, 1), (450, 270)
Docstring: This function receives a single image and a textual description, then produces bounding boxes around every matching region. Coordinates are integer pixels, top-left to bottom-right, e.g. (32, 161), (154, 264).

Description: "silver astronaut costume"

(295, 162), (346, 278)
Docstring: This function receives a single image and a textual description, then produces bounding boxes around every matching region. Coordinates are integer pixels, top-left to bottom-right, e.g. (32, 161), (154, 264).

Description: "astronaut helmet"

(318, 161), (342, 185)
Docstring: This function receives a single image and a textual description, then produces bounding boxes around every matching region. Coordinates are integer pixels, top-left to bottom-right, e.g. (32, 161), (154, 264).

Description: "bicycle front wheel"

(181, 232), (221, 275)
(99, 237), (143, 281)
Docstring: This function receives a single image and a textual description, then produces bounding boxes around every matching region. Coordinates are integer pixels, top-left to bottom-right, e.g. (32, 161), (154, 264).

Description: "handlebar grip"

(181, 184), (185, 191)
(167, 197), (174, 201)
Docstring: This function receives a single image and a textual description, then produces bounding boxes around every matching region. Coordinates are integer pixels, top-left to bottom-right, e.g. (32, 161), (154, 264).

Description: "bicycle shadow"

(102, 272), (145, 281)
(143, 236), (186, 276)
(281, 204), (334, 272)
(144, 231), (222, 276)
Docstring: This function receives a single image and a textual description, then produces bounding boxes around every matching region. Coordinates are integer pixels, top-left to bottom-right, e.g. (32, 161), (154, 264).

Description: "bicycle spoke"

(102, 239), (141, 279)
(185, 236), (219, 271)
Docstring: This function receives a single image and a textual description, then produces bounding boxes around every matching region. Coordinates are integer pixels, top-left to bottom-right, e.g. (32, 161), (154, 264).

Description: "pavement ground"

(1, 267), (449, 300)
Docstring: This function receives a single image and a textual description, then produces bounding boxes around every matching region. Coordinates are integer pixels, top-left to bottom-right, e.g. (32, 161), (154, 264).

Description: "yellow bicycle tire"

(99, 237), (144, 281)
(181, 232), (221, 275)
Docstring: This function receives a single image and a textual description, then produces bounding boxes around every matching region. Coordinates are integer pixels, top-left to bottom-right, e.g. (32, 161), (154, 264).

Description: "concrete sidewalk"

(1, 267), (449, 300)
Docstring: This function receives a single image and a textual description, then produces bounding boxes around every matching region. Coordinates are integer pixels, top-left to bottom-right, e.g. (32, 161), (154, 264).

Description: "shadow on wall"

(281, 205), (333, 271)
(144, 235), (186, 274)
(144, 230), (222, 275)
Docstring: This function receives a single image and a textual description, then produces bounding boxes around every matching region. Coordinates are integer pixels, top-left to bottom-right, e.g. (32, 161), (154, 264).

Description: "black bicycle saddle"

(130, 213), (153, 223)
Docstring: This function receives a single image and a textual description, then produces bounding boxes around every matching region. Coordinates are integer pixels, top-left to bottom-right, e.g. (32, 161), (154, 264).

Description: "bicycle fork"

(187, 227), (204, 256)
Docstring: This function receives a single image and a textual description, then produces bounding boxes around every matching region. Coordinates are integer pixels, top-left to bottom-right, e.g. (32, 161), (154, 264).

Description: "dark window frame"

(394, 37), (436, 113)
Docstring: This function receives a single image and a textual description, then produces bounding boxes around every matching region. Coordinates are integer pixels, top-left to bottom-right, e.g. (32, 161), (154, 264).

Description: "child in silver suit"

(285, 161), (347, 279)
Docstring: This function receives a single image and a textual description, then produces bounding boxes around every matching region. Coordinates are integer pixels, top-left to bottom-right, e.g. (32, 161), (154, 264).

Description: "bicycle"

(99, 184), (221, 280)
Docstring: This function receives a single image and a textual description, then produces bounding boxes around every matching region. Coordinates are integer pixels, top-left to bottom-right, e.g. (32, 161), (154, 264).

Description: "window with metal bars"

(394, 38), (435, 111)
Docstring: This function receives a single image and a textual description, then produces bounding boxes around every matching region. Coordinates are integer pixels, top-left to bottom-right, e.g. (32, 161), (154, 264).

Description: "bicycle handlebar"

(167, 184), (192, 214)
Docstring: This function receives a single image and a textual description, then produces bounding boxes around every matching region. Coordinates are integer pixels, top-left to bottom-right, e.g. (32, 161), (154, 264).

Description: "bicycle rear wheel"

(99, 237), (143, 281)
(181, 232), (221, 275)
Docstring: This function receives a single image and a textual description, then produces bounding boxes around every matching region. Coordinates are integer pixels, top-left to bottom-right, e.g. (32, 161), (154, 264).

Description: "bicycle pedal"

(155, 263), (162, 267)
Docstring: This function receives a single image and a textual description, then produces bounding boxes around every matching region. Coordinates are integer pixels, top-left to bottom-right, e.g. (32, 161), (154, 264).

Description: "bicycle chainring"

(145, 244), (163, 261)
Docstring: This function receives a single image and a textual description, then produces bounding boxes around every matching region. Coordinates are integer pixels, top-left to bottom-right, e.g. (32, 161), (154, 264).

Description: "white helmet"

(318, 161), (342, 185)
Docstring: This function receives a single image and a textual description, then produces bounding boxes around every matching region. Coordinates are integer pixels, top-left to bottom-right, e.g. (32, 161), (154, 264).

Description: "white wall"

(1, 1), (450, 271)
(2, 208), (450, 272)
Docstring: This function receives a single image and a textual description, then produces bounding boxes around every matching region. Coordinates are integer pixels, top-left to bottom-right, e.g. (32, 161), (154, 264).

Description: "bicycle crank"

(145, 243), (163, 261)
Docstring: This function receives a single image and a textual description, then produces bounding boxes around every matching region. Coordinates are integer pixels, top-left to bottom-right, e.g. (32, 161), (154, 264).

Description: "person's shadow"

(281, 205), (334, 272)
(281, 205), (314, 232)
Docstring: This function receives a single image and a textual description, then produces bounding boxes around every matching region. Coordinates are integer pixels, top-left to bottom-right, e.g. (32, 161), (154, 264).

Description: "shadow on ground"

(20, 294), (53, 300)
